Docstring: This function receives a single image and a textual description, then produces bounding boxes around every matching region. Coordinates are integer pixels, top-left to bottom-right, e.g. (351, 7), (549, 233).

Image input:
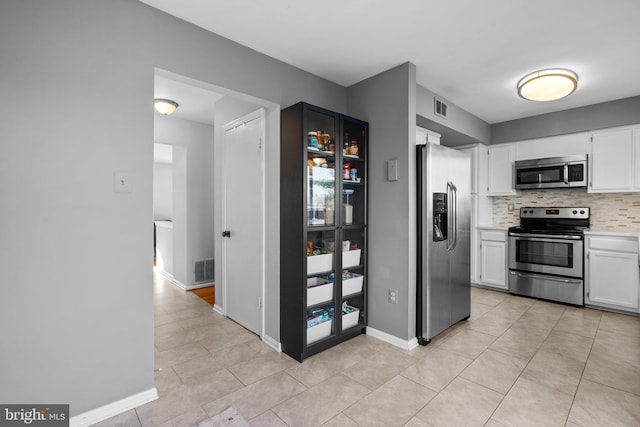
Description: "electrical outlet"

(388, 289), (398, 304)
(508, 203), (515, 211)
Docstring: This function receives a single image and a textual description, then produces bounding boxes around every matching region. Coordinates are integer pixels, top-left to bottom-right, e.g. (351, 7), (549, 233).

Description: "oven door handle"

(509, 271), (583, 284)
(508, 232), (583, 240)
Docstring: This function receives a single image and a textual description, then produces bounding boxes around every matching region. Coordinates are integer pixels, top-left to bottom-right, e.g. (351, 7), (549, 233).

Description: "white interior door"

(222, 109), (265, 336)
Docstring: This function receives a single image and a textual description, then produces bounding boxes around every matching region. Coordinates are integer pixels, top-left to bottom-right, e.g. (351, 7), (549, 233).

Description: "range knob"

(580, 210), (585, 214)
(573, 210), (578, 214)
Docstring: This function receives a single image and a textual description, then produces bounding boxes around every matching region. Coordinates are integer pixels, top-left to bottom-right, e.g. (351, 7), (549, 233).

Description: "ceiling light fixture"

(154, 98), (179, 115)
(517, 68), (578, 102)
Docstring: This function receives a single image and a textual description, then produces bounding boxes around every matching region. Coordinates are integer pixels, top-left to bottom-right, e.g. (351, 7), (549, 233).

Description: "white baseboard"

(69, 387), (158, 427)
(213, 304), (224, 315)
(262, 334), (281, 352)
(366, 326), (419, 351)
(169, 277), (187, 290)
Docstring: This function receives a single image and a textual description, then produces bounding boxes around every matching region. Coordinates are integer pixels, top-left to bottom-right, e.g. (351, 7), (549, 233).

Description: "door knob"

(222, 230), (231, 238)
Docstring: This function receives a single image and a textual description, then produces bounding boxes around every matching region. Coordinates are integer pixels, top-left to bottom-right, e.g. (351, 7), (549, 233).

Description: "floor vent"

(434, 97), (448, 119)
(195, 259), (214, 283)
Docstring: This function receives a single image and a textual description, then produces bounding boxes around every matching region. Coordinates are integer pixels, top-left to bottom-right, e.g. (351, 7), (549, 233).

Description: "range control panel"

(519, 207), (590, 220)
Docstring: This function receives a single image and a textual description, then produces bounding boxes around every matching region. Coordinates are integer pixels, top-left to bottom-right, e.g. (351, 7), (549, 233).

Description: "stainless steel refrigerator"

(416, 142), (471, 344)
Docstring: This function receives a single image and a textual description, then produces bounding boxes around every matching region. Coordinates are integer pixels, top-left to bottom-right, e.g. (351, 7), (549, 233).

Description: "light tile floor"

(96, 274), (640, 427)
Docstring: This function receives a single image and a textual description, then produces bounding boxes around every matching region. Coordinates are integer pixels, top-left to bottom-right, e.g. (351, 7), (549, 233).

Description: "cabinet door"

(589, 127), (634, 192)
(487, 144), (516, 195)
(480, 240), (507, 289)
(588, 249), (639, 310)
(635, 127), (640, 190)
(457, 146), (478, 194)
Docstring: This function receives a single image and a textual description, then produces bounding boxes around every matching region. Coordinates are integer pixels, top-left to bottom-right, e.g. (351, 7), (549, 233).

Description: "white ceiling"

(154, 74), (224, 125)
(143, 0), (640, 124)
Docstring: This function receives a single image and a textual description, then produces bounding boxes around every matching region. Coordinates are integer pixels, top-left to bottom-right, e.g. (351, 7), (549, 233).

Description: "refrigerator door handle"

(452, 182), (458, 251)
(446, 182), (457, 251)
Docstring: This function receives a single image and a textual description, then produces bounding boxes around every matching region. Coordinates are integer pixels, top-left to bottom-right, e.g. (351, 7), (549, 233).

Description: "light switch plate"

(388, 159), (398, 181)
(114, 172), (131, 193)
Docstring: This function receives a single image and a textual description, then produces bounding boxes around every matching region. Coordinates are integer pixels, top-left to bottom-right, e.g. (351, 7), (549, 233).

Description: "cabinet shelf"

(281, 102), (368, 362)
(342, 291), (364, 300)
(306, 148), (336, 158)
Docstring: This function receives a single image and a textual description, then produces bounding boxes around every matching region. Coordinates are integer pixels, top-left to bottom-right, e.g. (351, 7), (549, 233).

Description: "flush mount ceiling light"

(517, 69), (578, 101)
(154, 98), (179, 115)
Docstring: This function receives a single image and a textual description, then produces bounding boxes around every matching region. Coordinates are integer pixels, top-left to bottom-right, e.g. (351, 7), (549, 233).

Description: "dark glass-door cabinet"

(280, 102), (367, 362)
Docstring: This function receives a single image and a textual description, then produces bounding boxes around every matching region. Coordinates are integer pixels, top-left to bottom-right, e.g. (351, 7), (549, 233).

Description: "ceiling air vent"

(434, 97), (447, 119)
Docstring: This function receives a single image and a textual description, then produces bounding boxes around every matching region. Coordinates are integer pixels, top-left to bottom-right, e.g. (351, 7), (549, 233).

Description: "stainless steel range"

(508, 207), (590, 306)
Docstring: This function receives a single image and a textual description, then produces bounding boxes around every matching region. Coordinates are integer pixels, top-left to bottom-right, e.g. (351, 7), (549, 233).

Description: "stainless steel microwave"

(514, 155), (587, 190)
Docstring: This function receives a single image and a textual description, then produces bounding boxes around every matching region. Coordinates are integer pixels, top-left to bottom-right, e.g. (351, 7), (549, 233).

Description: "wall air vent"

(434, 97), (447, 119)
(194, 259), (215, 283)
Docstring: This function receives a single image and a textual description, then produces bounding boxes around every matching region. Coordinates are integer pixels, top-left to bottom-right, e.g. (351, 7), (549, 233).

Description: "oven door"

(508, 233), (583, 278)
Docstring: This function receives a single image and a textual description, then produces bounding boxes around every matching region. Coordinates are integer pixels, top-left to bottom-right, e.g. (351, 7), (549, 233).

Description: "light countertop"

(585, 229), (640, 237)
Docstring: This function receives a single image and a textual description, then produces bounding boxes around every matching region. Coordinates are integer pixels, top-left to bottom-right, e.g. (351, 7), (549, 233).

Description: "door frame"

(221, 108), (266, 339)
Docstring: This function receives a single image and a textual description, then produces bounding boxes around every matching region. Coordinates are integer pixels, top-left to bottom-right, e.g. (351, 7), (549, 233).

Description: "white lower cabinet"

(586, 234), (640, 313)
(477, 228), (508, 290)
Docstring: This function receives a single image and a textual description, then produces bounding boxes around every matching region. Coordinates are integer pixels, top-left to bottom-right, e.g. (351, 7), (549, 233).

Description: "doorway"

(222, 109), (265, 336)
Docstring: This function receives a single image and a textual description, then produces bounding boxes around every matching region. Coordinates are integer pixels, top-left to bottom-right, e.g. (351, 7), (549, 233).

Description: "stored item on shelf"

(342, 272), (364, 296)
(342, 303), (360, 330)
(325, 199), (334, 225)
(343, 162), (351, 179)
(307, 241), (312, 256)
(308, 131), (318, 148)
(307, 277), (333, 306)
(348, 141), (359, 156)
(316, 130), (323, 150)
(350, 168), (357, 181)
(322, 133), (331, 150)
(307, 252), (333, 275)
(307, 317), (332, 344)
(342, 240), (350, 252)
(307, 308), (329, 328)
(342, 248), (361, 268)
(343, 189), (354, 224)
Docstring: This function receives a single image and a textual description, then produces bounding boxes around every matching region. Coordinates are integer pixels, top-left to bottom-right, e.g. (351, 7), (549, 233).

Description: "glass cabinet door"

(341, 118), (366, 226)
(306, 229), (336, 345)
(305, 109), (338, 227)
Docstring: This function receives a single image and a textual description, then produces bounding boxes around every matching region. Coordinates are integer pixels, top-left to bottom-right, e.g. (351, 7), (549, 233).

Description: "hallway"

(95, 275), (640, 426)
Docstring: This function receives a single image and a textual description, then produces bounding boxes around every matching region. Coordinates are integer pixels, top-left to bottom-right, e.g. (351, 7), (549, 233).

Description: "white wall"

(154, 114), (215, 286)
(153, 162), (173, 220)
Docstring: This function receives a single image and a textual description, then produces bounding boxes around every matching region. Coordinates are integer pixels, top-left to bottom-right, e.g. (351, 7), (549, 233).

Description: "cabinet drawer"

(479, 230), (506, 242)
(588, 237), (639, 253)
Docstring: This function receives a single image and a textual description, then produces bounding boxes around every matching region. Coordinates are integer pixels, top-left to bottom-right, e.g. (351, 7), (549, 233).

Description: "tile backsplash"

(492, 189), (640, 231)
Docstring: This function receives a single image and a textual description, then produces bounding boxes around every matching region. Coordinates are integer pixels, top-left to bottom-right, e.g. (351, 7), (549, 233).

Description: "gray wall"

(347, 63), (417, 341)
(416, 85), (491, 145)
(0, 0), (155, 414)
(492, 95), (640, 143)
(0, 0), (348, 417)
(149, 4), (348, 346)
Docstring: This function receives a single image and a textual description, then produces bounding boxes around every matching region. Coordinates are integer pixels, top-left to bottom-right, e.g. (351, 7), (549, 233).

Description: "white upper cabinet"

(487, 144), (516, 195)
(515, 133), (588, 161)
(589, 127), (635, 192)
(456, 143), (488, 195)
(635, 126), (640, 189)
